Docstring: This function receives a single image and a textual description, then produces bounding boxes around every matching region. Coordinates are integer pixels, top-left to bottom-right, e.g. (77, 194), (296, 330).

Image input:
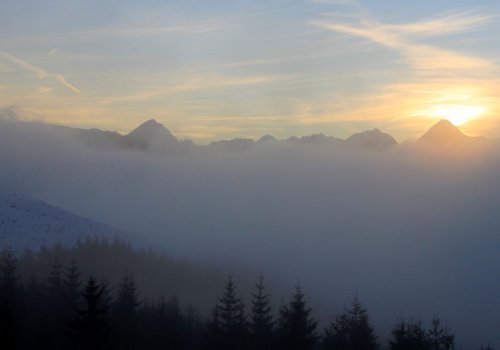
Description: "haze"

(1, 114), (499, 348)
(1, 1), (500, 349)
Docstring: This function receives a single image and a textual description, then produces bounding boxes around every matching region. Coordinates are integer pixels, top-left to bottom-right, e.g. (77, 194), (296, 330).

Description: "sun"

(426, 104), (486, 126)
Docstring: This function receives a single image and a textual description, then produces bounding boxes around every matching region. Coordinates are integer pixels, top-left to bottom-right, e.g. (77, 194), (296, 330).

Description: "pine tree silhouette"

(0, 249), (22, 350)
(64, 258), (82, 310)
(277, 284), (318, 350)
(388, 317), (455, 350)
(164, 296), (185, 349)
(323, 293), (378, 350)
(427, 317), (454, 350)
(184, 304), (204, 350)
(47, 259), (64, 299)
(44, 258), (67, 349)
(24, 273), (45, 349)
(480, 344), (495, 350)
(0, 249), (19, 299)
(207, 275), (248, 350)
(389, 319), (429, 350)
(142, 295), (186, 350)
(112, 272), (140, 350)
(68, 276), (110, 350)
(249, 273), (274, 350)
(205, 305), (224, 350)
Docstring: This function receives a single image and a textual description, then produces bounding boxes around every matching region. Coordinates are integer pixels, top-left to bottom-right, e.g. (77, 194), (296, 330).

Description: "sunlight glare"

(426, 104), (486, 125)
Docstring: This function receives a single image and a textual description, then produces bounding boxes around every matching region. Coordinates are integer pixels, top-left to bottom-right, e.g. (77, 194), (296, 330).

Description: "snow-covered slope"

(0, 192), (133, 252)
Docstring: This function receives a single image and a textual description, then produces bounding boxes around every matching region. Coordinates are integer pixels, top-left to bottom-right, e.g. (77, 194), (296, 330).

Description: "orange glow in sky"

(1, 1), (499, 142)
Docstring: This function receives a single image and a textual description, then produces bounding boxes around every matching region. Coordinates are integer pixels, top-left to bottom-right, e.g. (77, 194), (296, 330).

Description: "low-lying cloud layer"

(0, 118), (499, 347)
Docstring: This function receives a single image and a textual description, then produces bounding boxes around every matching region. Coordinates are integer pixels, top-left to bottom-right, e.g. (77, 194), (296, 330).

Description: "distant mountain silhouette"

(286, 133), (343, 146)
(5, 117), (493, 155)
(417, 119), (473, 145)
(208, 138), (255, 152)
(344, 128), (398, 150)
(73, 128), (131, 149)
(66, 118), (194, 153)
(125, 118), (182, 151)
(258, 134), (278, 143)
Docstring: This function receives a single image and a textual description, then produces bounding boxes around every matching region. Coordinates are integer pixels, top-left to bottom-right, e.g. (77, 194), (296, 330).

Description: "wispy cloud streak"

(312, 11), (495, 72)
(0, 51), (81, 94)
(98, 73), (289, 105)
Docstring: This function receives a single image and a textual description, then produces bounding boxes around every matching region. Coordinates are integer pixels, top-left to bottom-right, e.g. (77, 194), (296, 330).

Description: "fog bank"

(0, 119), (499, 347)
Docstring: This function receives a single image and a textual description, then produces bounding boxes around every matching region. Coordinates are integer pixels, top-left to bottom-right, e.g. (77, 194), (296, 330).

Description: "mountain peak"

(142, 118), (165, 127)
(128, 118), (172, 135)
(418, 119), (468, 145)
(435, 118), (455, 127)
(126, 118), (178, 150)
(345, 128), (397, 150)
(258, 134), (277, 143)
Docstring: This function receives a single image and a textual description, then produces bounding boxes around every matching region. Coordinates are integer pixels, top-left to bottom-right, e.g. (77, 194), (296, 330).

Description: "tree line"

(0, 241), (495, 350)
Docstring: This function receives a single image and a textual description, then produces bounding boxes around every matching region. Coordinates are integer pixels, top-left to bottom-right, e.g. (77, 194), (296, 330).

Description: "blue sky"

(1, 0), (500, 142)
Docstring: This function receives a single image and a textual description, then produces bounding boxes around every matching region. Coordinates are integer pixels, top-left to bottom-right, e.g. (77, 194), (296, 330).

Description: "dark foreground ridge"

(0, 240), (494, 350)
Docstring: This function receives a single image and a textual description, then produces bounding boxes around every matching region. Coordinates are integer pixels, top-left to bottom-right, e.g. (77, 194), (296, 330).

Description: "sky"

(1, 0), (500, 142)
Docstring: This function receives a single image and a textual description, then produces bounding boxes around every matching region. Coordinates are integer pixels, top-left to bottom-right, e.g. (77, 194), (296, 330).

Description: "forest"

(0, 239), (494, 350)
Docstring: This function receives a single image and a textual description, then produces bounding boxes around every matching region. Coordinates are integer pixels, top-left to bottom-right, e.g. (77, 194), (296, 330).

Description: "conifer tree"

(249, 273), (274, 350)
(25, 273), (47, 349)
(0, 249), (23, 350)
(185, 304), (204, 350)
(47, 259), (64, 299)
(164, 296), (185, 349)
(60, 259), (82, 349)
(207, 275), (248, 350)
(112, 272), (140, 350)
(64, 258), (81, 310)
(323, 294), (378, 350)
(205, 305), (223, 350)
(68, 276), (110, 350)
(480, 344), (494, 350)
(142, 295), (185, 350)
(99, 278), (113, 312)
(44, 258), (67, 349)
(389, 319), (429, 350)
(427, 317), (454, 350)
(277, 284), (318, 350)
(0, 249), (19, 300)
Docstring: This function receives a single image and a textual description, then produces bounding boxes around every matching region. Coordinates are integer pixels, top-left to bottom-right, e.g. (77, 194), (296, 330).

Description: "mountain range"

(0, 118), (473, 252)
(2, 117), (485, 155)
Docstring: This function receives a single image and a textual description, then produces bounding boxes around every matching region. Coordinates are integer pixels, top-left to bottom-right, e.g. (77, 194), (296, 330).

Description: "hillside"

(0, 192), (135, 251)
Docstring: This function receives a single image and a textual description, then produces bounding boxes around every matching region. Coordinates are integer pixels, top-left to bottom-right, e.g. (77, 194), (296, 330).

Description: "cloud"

(98, 73), (289, 105)
(310, 0), (357, 5)
(7, 25), (218, 48)
(93, 25), (218, 37)
(311, 11), (495, 72)
(0, 106), (19, 121)
(0, 51), (81, 94)
(380, 12), (494, 37)
(305, 8), (500, 137)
